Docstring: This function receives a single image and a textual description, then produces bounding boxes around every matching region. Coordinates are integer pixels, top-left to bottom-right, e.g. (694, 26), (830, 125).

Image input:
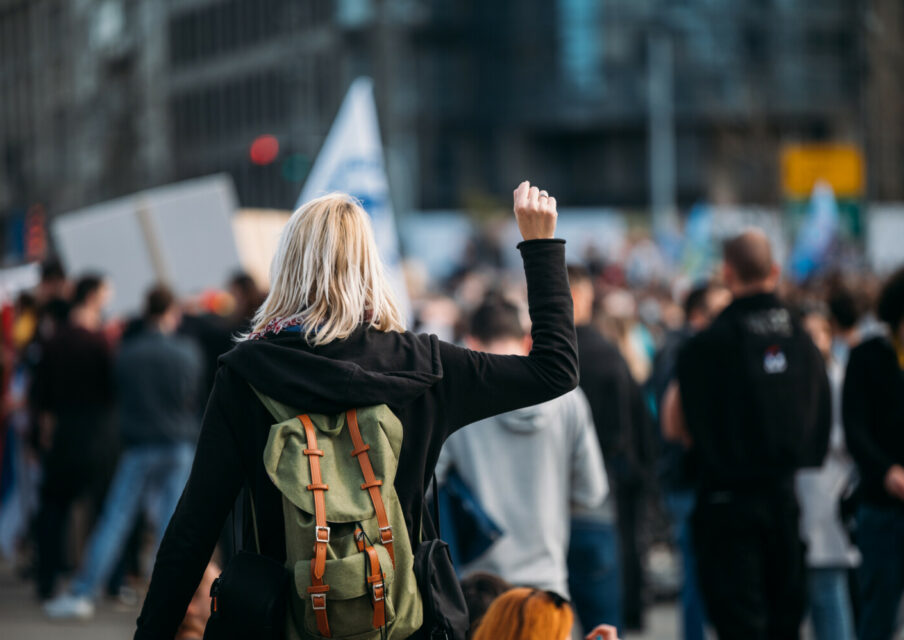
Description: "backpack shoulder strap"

(244, 385), (290, 553)
(249, 384), (298, 423)
(347, 409), (396, 566)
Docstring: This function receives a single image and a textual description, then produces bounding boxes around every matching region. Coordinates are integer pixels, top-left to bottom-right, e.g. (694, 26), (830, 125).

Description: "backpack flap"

(263, 409), (401, 523)
(294, 544), (395, 601)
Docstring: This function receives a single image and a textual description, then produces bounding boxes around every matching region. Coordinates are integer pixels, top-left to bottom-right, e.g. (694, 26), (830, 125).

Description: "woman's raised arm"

(437, 181), (579, 433)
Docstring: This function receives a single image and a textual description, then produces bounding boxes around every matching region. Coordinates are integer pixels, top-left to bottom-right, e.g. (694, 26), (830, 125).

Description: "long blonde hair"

(241, 193), (405, 345)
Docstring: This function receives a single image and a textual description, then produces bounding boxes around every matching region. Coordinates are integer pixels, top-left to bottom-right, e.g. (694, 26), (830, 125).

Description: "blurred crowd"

(409, 228), (901, 640)
(0, 224), (901, 640)
(0, 261), (265, 634)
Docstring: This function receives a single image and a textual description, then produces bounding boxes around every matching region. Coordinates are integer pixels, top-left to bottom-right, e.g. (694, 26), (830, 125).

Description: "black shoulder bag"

(203, 488), (290, 640)
(413, 475), (470, 640)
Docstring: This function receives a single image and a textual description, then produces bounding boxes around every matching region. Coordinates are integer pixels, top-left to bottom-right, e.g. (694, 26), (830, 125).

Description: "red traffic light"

(249, 134), (279, 165)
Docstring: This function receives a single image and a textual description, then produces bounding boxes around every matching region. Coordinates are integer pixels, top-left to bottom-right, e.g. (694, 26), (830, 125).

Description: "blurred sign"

(400, 209), (628, 282)
(867, 205), (904, 273)
(502, 209), (627, 273)
(781, 143), (864, 199)
(52, 175), (242, 317)
(232, 209), (292, 289)
(0, 263), (40, 302)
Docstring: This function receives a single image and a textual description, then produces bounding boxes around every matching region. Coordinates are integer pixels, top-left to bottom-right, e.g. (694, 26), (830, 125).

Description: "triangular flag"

(790, 180), (840, 282)
(297, 77), (410, 318)
(681, 203), (715, 280)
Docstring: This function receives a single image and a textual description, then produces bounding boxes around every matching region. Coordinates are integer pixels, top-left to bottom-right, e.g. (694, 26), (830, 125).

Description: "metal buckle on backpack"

(315, 525), (331, 543)
(371, 580), (385, 602)
(311, 593), (327, 610)
(378, 526), (393, 544)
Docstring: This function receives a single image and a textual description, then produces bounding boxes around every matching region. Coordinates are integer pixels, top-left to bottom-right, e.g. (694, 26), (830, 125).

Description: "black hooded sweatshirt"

(134, 239), (578, 640)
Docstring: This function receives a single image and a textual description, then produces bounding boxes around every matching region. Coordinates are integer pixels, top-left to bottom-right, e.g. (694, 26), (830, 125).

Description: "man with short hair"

(45, 285), (203, 619)
(664, 229), (831, 639)
(436, 296), (607, 601)
(843, 266), (904, 640)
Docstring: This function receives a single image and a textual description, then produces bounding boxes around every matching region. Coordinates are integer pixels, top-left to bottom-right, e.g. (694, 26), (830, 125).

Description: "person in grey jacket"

(436, 297), (607, 600)
(45, 285), (203, 620)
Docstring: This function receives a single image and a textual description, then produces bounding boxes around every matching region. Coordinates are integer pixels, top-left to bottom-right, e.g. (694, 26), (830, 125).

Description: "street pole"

(648, 30), (676, 232)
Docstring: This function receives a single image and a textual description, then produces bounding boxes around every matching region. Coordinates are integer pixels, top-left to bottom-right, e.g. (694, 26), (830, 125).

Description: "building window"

(169, 0), (289, 67)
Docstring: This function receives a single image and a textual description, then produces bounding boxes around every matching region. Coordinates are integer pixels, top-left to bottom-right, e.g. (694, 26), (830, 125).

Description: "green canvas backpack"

(252, 388), (423, 640)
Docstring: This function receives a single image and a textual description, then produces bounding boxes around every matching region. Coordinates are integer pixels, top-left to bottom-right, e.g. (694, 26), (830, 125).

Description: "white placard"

(52, 174), (242, 317)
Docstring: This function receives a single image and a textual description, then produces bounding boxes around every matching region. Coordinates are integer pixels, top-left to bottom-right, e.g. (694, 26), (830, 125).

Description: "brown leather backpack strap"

(347, 409), (396, 566)
(301, 414), (331, 638)
(354, 527), (386, 629)
(364, 544), (387, 629)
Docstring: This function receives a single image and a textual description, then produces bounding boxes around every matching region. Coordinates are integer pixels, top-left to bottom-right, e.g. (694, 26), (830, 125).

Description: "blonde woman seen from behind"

(134, 182), (580, 640)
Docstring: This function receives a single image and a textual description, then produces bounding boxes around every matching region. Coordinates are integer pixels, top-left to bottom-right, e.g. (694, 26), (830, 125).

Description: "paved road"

(0, 562), (137, 639)
(0, 561), (677, 640)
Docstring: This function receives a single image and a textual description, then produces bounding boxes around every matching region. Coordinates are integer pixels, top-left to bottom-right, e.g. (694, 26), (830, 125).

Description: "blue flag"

(790, 181), (840, 282)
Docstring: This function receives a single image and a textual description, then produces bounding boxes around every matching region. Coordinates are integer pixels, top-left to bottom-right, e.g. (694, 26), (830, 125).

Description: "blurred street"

(0, 561), (676, 640)
(0, 562), (137, 639)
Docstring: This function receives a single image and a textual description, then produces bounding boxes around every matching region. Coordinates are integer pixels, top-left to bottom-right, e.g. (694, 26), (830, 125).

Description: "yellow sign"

(781, 144), (865, 199)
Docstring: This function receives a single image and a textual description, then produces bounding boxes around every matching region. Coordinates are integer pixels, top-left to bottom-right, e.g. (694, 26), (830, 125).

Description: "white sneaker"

(43, 593), (95, 620)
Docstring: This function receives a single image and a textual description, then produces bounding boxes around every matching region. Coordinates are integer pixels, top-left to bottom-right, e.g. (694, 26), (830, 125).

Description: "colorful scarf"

(246, 317), (305, 340)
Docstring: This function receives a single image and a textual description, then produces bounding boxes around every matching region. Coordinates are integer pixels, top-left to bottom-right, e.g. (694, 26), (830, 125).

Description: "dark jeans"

(665, 490), (706, 640)
(35, 414), (116, 599)
(568, 517), (623, 634)
(693, 487), (806, 640)
(615, 483), (644, 631)
(35, 463), (111, 599)
(807, 567), (855, 640)
(856, 504), (904, 640)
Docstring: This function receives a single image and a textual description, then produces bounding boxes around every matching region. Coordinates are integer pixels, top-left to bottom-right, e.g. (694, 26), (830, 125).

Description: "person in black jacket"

(566, 264), (635, 633)
(134, 181), (579, 640)
(663, 229), (831, 640)
(31, 274), (117, 600)
(44, 285), (203, 620)
(843, 266), (904, 640)
(650, 282), (729, 640)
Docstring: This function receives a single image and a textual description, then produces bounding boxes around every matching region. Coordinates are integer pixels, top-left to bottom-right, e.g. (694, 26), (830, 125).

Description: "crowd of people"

(0, 182), (901, 640)
(0, 265), (264, 627)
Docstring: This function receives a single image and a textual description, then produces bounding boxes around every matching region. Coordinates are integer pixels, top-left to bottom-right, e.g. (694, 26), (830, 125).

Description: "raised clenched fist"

(513, 180), (557, 241)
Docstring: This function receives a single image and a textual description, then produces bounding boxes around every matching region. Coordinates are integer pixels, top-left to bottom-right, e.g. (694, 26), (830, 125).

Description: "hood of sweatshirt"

(495, 402), (548, 434)
(219, 327), (444, 414)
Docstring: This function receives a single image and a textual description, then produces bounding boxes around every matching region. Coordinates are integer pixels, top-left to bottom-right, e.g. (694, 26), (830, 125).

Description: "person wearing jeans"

(843, 266), (904, 640)
(568, 511), (622, 634)
(855, 505), (904, 640)
(568, 265), (637, 634)
(31, 275), (117, 600)
(45, 285), (203, 619)
(797, 308), (859, 640)
(65, 443), (195, 601)
(663, 490), (706, 640)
